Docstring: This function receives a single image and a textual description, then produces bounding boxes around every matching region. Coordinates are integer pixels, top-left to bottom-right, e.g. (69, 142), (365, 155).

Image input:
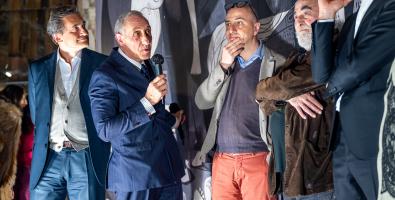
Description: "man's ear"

(115, 33), (124, 46)
(254, 22), (260, 36)
(51, 33), (62, 45)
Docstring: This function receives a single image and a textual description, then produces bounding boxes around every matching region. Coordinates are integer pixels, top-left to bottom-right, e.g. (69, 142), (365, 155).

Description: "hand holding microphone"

(145, 54), (166, 105)
(145, 74), (167, 105)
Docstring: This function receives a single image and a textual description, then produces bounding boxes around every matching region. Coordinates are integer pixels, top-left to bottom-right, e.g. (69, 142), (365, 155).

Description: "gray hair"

(46, 6), (80, 36)
(114, 10), (147, 35)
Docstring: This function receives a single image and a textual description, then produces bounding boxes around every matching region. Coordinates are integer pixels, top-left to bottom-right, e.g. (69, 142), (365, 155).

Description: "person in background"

(0, 89), (22, 200)
(192, 0), (286, 199)
(28, 6), (110, 200)
(0, 85), (32, 200)
(256, 0), (334, 199)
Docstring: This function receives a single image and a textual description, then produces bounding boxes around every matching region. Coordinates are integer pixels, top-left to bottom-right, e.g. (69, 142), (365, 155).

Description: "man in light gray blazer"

(192, 0), (285, 199)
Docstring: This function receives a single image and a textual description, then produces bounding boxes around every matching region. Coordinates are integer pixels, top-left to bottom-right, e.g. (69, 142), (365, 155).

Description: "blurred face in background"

(19, 93), (27, 109)
(294, 0), (318, 51)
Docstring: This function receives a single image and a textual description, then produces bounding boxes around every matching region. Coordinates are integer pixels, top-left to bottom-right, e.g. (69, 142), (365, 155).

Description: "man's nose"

(227, 23), (237, 34)
(80, 27), (88, 36)
(295, 15), (304, 24)
(141, 33), (151, 44)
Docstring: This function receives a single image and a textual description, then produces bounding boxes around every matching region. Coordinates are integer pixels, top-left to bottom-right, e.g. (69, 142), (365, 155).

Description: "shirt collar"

(56, 48), (82, 65)
(236, 41), (264, 68)
(118, 48), (144, 70)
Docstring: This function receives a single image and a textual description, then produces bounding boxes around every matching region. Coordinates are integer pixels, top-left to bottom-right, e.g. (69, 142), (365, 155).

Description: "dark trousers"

(14, 165), (30, 200)
(115, 182), (182, 200)
(332, 116), (378, 200)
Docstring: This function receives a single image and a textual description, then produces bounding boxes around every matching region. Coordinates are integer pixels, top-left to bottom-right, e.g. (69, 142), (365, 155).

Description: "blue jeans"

(283, 191), (335, 200)
(30, 148), (105, 200)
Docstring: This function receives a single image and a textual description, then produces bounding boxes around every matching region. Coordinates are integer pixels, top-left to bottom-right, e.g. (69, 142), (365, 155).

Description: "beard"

(296, 29), (312, 51)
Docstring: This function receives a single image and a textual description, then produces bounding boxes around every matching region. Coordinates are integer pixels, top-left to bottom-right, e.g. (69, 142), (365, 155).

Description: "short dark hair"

(0, 85), (24, 107)
(46, 6), (80, 36)
(224, 0), (258, 19)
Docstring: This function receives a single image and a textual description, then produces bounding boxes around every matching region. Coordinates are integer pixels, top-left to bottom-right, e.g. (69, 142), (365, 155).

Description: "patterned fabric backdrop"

(96, 1), (360, 199)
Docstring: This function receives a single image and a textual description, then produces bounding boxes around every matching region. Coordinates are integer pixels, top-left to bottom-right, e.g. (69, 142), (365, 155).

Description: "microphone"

(169, 103), (185, 145)
(152, 54), (164, 75)
(152, 54), (165, 104)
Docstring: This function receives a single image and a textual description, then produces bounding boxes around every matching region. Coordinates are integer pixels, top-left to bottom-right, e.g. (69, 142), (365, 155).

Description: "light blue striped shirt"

(236, 42), (264, 69)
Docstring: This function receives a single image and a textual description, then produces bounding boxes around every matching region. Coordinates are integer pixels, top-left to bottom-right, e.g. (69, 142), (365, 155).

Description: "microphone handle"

(157, 63), (165, 104)
(158, 63), (163, 75)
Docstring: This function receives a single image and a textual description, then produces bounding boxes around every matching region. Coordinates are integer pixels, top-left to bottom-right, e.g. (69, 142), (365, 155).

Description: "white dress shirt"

(57, 49), (81, 97)
(51, 49), (82, 145)
(118, 48), (156, 115)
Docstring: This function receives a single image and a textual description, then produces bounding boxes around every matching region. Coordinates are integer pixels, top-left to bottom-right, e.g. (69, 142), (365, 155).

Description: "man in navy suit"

(89, 11), (184, 200)
(28, 6), (110, 200)
(311, 0), (395, 199)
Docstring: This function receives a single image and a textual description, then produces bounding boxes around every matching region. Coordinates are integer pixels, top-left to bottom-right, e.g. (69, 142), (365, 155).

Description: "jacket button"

(65, 120), (68, 124)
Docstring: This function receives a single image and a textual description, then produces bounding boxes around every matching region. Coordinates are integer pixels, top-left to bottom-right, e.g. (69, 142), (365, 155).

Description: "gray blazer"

(192, 45), (286, 166)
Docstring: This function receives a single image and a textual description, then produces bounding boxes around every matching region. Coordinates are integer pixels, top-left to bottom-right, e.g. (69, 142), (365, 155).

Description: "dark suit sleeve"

(313, 2), (395, 95)
(28, 64), (36, 125)
(88, 70), (151, 142)
(311, 21), (336, 85)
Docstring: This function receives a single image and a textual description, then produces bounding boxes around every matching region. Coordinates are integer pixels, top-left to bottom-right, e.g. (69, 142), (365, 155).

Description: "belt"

(63, 141), (73, 148)
(217, 152), (267, 156)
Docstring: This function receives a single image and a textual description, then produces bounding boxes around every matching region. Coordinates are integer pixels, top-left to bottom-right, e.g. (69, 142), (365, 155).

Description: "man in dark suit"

(28, 6), (110, 200)
(88, 10), (184, 200)
(311, 0), (395, 199)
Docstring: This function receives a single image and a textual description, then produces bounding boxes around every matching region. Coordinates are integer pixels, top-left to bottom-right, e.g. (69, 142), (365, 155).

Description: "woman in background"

(0, 88), (22, 199)
(0, 85), (33, 200)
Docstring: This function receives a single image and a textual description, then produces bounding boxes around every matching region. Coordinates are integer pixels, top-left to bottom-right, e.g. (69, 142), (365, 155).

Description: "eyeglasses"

(225, 1), (258, 18)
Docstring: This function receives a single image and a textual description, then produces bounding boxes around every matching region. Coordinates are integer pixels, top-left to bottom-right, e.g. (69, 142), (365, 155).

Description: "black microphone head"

(152, 54), (164, 65)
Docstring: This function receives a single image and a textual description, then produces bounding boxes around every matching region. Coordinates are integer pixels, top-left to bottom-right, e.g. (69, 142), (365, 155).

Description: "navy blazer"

(28, 48), (110, 189)
(311, 0), (395, 159)
(88, 48), (184, 192)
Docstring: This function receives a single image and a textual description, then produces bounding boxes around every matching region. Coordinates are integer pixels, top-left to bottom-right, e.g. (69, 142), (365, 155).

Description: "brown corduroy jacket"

(256, 52), (334, 197)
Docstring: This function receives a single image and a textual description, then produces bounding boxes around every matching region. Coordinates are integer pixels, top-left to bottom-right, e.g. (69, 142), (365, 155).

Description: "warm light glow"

(4, 71), (12, 78)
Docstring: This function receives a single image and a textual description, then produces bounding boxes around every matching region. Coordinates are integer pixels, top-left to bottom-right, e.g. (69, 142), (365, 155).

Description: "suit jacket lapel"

(111, 48), (149, 84)
(79, 48), (90, 96)
(354, 0), (381, 40)
(46, 52), (57, 106)
(337, 12), (357, 51)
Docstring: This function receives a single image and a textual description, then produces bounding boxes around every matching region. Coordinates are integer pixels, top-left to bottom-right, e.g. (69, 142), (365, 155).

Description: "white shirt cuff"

(318, 19), (335, 23)
(140, 97), (156, 115)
